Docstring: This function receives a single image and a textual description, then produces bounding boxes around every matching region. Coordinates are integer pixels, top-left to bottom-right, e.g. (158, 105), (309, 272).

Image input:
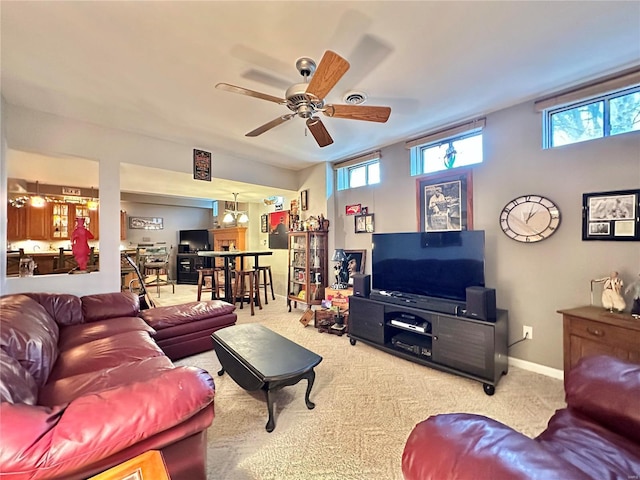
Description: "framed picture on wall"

(416, 168), (473, 232)
(339, 249), (366, 286)
(355, 213), (374, 233)
(260, 214), (268, 233)
(129, 216), (164, 230)
(268, 210), (290, 249)
(301, 189), (309, 211)
(582, 189), (639, 241)
(193, 149), (211, 181)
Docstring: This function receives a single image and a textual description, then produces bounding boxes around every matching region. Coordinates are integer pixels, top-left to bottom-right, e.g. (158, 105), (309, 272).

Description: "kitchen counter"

(6, 250), (99, 276)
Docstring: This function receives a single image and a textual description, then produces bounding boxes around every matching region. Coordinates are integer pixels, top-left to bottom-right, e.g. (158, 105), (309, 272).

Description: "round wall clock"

(500, 195), (561, 243)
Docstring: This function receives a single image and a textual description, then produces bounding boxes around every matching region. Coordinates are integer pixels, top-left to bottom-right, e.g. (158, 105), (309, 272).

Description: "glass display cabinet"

(287, 231), (328, 311)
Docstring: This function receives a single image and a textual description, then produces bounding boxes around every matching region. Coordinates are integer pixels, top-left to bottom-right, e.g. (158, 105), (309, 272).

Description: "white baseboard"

(509, 356), (564, 380)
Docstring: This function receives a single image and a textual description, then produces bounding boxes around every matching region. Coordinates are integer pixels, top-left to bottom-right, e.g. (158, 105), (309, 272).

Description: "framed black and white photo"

(355, 213), (374, 233)
(129, 216), (163, 230)
(416, 169), (473, 232)
(301, 189), (309, 211)
(582, 189), (639, 241)
(261, 214), (268, 233)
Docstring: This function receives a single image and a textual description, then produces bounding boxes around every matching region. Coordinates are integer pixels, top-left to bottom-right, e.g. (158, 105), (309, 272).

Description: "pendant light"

(223, 193), (249, 225)
(87, 186), (99, 211)
(30, 181), (46, 208)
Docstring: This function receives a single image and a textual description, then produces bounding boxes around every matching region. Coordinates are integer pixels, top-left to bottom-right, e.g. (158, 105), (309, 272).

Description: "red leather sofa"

(0, 291), (236, 480)
(402, 355), (640, 479)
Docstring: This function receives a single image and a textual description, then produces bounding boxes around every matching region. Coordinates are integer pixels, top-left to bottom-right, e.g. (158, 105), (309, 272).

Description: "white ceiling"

(2, 1), (639, 199)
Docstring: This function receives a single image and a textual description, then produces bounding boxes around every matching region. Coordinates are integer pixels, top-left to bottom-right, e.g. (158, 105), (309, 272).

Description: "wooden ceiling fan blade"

(216, 83), (285, 104)
(246, 114), (294, 137)
(305, 51), (350, 100)
(306, 118), (334, 147)
(324, 104), (391, 123)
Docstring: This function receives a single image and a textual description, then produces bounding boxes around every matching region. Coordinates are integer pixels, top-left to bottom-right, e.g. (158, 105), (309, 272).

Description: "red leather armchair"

(402, 355), (640, 479)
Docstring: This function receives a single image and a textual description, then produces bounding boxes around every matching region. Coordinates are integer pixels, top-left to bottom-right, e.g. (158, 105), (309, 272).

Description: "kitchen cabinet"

(25, 204), (50, 240)
(7, 204), (26, 241)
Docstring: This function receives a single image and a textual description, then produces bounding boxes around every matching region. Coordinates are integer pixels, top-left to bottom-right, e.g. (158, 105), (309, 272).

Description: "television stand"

(348, 295), (508, 395)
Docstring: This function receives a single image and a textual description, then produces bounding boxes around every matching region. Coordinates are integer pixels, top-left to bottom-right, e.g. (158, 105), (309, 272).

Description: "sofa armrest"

(140, 300), (235, 330)
(402, 414), (590, 480)
(0, 367), (214, 480)
(565, 355), (640, 443)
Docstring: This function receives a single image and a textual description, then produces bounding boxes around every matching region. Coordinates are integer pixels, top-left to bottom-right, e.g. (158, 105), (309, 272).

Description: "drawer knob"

(587, 327), (604, 337)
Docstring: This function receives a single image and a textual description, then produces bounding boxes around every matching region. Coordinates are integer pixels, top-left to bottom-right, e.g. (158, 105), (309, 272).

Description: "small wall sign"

(62, 187), (82, 196)
(193, 149), (212, 181)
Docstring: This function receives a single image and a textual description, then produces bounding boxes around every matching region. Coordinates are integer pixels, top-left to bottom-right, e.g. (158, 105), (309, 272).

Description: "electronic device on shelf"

(371, 231), (485, 313)
(179, 229), (212, 252)
(391, 332), (432, 358)
(389, 312), (431, 333)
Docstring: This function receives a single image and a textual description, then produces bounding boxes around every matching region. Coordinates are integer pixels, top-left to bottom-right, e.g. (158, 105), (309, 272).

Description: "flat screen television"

(179, 229), (211, 252)
(372, 231), (485, 303)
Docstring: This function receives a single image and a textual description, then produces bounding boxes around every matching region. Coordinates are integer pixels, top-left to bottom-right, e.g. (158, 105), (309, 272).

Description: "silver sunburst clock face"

(499, 195), (561, 243)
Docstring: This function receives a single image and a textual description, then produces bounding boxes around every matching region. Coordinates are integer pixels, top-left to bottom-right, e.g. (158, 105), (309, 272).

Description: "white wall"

(1, 104), (299, 296)
(334, 100), (640, 370)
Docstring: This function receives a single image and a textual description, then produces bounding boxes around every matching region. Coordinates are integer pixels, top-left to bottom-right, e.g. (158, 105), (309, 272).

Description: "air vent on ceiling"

(343, 91), (367, 105)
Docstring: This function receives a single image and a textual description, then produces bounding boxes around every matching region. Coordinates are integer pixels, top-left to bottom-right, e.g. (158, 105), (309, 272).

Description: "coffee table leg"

(265, 388), (276, 433)
(304, 370), (316, 409)
(217, 367), (225, 376)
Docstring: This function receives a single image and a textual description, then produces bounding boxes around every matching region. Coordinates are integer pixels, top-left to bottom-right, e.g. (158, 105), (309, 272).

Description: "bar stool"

(233, 268), (262, 315)
(256, 265), (275, 305)
(197, 267), (222, 301)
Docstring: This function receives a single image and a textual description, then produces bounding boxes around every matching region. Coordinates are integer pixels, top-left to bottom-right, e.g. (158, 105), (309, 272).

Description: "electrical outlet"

(523, 325), (533, 340)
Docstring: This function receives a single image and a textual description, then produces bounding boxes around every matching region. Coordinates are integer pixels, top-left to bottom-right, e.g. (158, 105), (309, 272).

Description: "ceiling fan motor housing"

(285, 83), (324, 118)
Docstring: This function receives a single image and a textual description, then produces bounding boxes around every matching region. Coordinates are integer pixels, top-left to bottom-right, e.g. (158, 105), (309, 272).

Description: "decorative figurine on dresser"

(625, 272), (640, 317)
(592, 270), (626, 312)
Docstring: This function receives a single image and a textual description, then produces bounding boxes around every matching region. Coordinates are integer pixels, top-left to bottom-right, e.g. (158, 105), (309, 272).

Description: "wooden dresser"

(559, 306), (640, 376)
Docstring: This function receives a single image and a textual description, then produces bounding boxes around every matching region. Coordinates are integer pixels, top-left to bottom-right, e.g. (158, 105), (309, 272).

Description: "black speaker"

(352, 274), (371, 298)
(465, 286), (497, 321)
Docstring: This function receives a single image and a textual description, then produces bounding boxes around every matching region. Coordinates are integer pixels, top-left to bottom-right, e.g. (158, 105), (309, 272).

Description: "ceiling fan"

(216, 50), (391, 148)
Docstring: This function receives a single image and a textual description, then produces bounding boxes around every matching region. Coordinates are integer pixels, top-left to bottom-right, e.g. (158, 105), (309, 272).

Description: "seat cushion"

(58, 317), (156, 351)
(39, 356), (174, 406)
(48, 330), (165, 381)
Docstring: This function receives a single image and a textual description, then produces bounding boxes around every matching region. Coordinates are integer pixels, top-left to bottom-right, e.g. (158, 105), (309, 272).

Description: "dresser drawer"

(568, 316), (640, 351)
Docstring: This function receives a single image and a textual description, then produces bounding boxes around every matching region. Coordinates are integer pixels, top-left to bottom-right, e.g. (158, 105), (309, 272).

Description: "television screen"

(372, 231), (485, 302)
(179, 229), (211, 252)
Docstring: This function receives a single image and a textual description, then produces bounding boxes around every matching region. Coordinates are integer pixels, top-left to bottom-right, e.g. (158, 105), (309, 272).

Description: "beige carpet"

(156, 285), (566, 480)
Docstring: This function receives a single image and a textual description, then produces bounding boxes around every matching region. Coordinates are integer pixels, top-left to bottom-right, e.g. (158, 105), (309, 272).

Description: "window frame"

(542, 85), (640, 148)
(410, 129), (484, 177)
(335, 152), (381, 191)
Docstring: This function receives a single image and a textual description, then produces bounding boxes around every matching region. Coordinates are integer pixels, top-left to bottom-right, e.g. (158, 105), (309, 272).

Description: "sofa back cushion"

(81, 292), (140, 322)
(0, 295), (59, 387)
(0, 350), (38, 404)
(566, 355), (640, 443)
(24, 293), (83, 326)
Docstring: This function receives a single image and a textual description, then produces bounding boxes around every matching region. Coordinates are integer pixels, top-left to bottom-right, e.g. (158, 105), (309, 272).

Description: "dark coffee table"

(211, 323), (322, 432)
